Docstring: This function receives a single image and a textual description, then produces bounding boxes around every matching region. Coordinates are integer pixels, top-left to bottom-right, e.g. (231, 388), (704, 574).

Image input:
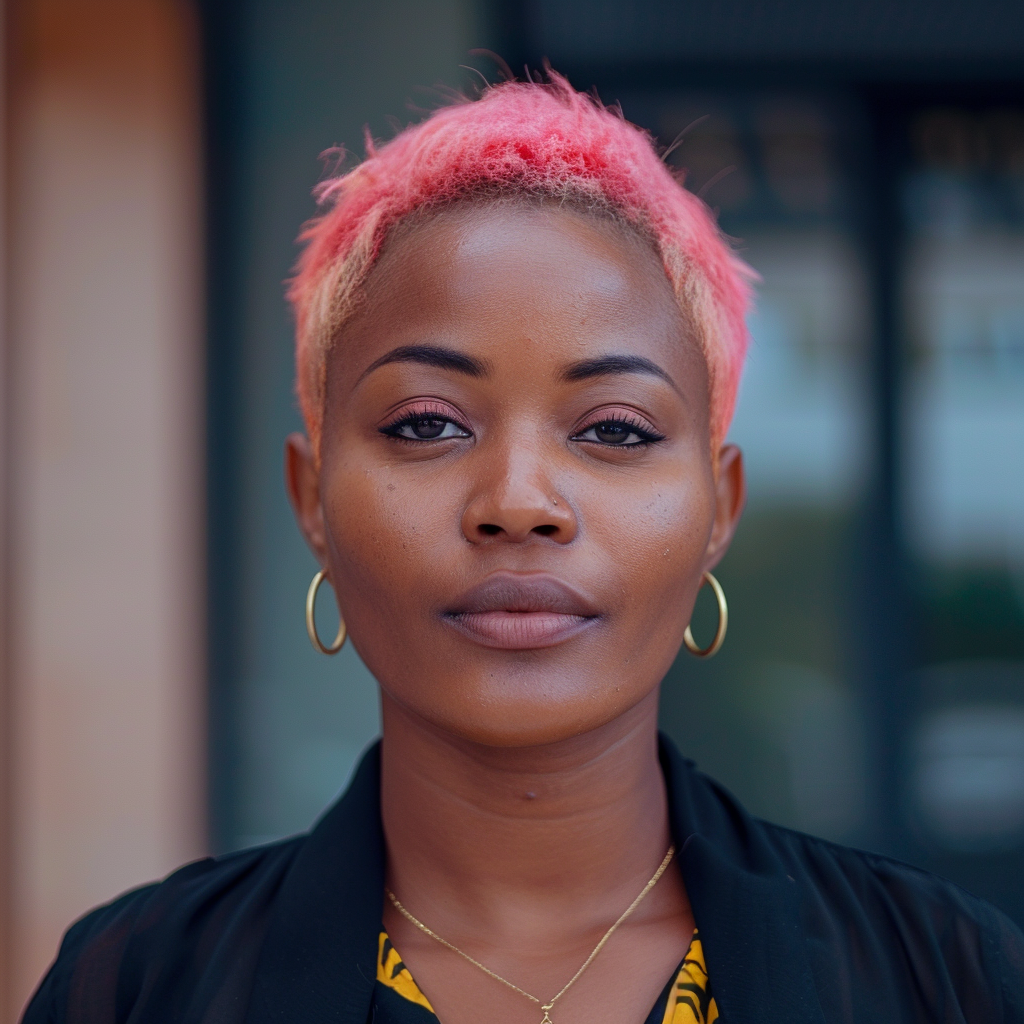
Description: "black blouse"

(23, 736), (1024, 1024)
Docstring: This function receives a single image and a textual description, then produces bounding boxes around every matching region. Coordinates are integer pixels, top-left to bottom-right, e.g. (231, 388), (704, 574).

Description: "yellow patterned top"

(373, 928), (718, 1024)
(659, 933), (718, 1024)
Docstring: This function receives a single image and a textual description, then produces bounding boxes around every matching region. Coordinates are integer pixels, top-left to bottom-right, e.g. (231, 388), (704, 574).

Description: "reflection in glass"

(914, 704), (1024, 852)
(899, 108), (1024, 911)
(732, 231), (869, 504)
(903, 234), (1024, 568)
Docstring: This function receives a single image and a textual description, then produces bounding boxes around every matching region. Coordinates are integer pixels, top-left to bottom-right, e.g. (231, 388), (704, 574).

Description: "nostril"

(533, 524), (558, 537)
(479, 523), (502, 536)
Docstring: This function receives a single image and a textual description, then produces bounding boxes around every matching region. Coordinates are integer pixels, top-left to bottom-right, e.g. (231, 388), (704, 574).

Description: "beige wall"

(2, 1), (207, 1017)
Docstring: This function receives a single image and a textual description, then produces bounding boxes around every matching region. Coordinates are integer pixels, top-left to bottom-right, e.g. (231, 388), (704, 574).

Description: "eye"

(572, 416), (664, 447)
(393, 417), (469, 441)
(380, 408), (472, 442)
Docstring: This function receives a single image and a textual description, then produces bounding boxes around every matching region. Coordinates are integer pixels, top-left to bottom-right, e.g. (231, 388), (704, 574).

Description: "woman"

(25, 76), (1024, 1024)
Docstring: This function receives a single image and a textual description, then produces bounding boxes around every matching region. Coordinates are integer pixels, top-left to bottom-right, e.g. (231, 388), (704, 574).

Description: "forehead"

(332, 200), (702, 385)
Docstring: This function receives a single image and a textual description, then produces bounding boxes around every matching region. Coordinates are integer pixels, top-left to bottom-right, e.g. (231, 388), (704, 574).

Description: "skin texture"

(287, 202), (745, 1024)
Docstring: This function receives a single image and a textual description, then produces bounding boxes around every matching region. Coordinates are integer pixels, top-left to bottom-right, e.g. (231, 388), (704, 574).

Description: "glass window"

(899, 106), (1024, 912)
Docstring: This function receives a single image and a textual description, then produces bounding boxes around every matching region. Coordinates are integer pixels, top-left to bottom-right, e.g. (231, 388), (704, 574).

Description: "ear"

(703, 443), (746, 572)
(285, 433), (330, 568)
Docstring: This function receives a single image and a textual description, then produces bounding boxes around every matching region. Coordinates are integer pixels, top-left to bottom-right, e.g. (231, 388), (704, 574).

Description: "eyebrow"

(359, 344), (487, 383)
(560, 354), (679, 392)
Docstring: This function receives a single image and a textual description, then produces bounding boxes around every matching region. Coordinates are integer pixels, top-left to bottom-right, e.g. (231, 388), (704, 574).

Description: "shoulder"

(21, 837), (305, 1024)
(759, 817), (1024, 1021)
(664, 741), (1024, 1022)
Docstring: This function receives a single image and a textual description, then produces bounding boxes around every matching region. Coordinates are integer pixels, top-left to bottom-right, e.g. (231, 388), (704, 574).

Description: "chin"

(391, 669), (653, 749)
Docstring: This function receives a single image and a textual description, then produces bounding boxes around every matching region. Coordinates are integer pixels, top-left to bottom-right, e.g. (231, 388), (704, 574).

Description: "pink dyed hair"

(288, 75), (754, 458)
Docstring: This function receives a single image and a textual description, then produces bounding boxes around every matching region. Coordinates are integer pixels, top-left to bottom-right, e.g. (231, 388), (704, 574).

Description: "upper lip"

(446, 573), (599, 617)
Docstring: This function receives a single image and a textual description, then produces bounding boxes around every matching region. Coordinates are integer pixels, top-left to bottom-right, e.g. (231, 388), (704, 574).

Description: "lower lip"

(445, 611), (596, 649)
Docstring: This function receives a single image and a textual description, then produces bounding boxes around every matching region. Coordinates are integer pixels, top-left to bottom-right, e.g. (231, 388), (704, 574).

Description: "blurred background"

(0, 0), (1022, 1017)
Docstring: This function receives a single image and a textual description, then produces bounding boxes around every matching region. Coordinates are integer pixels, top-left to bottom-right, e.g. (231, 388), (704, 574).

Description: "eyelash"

(379, 403), (472, 443)
(379, 407), (665, 448)
(571, 412), (666, 447)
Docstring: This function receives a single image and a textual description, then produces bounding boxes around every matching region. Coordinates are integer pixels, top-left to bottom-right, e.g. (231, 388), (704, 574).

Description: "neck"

(380, 690), (673, 939)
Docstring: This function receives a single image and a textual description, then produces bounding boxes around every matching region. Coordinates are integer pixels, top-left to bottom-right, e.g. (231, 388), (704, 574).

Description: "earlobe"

(285, 432), (330, 566)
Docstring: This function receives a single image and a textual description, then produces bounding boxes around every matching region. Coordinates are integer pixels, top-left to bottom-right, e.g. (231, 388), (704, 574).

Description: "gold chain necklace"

(386, 844), (675, 1024)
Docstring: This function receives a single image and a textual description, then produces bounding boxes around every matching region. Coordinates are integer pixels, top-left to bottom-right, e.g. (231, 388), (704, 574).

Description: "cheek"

(320, 457), (463, 614)
(579, 459), (715, 593)
(590, 467), (715, 684)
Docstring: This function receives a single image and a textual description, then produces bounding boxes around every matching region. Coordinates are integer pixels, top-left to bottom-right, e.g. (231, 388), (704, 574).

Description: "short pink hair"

(288, 74), (754, 457)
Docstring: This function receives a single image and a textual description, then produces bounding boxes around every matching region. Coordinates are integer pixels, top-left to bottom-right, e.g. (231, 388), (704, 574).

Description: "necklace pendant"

(540, 1007), (554, 1024)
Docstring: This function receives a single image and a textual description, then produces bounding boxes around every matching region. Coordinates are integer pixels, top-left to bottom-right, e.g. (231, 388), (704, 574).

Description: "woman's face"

(288, 202), (744, 747)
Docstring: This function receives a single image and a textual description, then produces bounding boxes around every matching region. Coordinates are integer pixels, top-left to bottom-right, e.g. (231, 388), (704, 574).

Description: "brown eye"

(381, 413), (472, 442)
(573, 418), (663, 447)
(594, 422), (630, 444)
(411, 417), (446, 438)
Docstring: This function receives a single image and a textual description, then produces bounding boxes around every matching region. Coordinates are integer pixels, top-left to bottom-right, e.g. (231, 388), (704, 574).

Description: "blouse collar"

(246, 736), (826, 1024)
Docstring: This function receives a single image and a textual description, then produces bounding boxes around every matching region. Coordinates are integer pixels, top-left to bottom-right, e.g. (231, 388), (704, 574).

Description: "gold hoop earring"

(683, 571), (727, 659)
(305, 569), (347, 655)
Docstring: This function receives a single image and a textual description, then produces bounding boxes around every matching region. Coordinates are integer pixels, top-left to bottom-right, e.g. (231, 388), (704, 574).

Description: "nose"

(461, 448), (578, 545)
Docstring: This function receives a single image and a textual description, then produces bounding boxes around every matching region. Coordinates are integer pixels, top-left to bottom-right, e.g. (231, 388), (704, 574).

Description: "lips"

(444, 573), (600, 650)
